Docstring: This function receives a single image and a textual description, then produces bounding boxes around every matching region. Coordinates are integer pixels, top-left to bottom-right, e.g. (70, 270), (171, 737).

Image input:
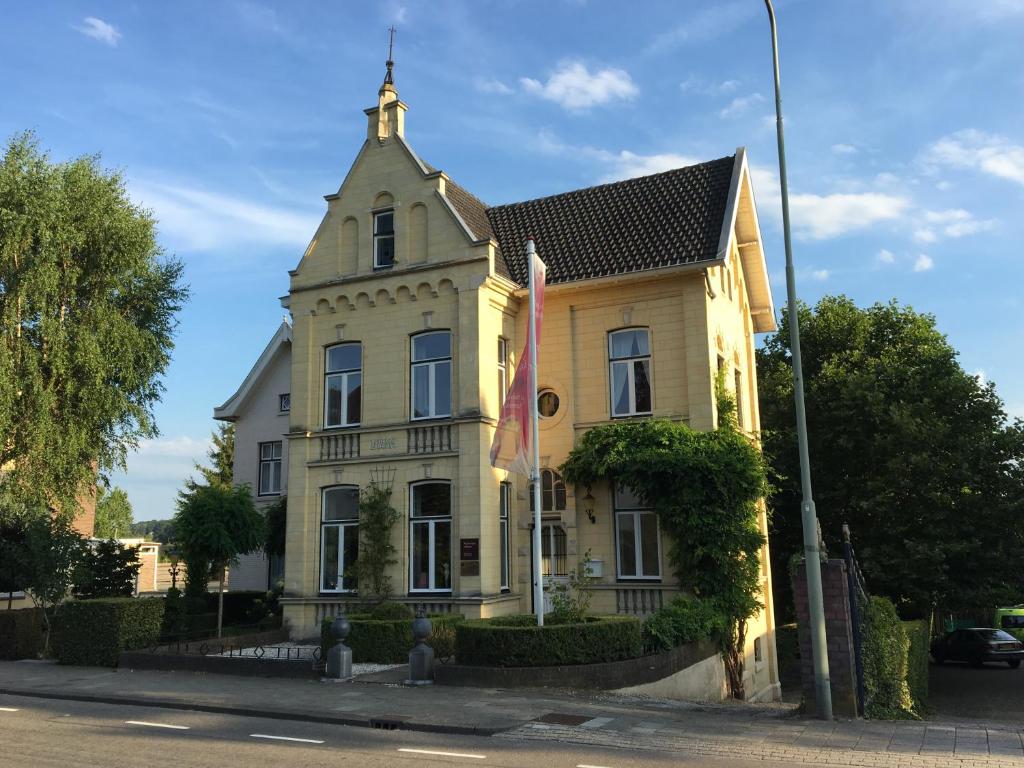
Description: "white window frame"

(410, 331), (452, 421)
(499, 481), (511, 591)
(609, 328), (653, 418)
(258, 441), (282, 496)
(409, 481), (453, 593)
(279, 393), (290, 412)
(373, 209), (395, 269)
(324, 343), (362, 428)
(320, 486), (359, 594)
(613, 486), (662, 581)
(497, 337), (508, 407)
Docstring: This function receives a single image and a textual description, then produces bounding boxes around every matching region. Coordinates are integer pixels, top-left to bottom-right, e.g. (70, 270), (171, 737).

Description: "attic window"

(374, 210), (395, 269)
(279, 393), (291, 412)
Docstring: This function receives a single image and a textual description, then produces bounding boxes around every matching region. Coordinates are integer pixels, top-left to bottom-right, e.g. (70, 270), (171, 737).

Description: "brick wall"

(793, 558), (859, 717)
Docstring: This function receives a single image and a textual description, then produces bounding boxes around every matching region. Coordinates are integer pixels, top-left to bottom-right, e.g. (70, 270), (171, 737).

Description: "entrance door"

(533, 524), (568, 613)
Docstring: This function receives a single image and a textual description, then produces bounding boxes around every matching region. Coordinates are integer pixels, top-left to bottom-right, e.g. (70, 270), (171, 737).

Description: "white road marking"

(125, 720), (190, 730)
(0, 707), (20, 712)
(577, 764), (617, 768)
(250, 734), (325, 744)
(397, 748), (487, 759)
(580, 716), (613, 729)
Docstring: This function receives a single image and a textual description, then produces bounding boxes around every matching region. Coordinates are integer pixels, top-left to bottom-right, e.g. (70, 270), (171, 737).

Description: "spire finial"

(383, 26), (396, 87)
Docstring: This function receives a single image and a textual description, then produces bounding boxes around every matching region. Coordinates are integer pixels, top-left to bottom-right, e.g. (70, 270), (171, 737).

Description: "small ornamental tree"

(21, 515), (87, 653)
(356, 483), (400, 601)
(561, 383), (768, 699)
(174, 483), (264, 637)
(73, 539), (141, 599)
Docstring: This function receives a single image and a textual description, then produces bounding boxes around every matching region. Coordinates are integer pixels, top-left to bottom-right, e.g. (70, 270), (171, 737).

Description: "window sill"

(409, 415), (453, 423)
(408, 590), (453, 596)
(611, 412), (653, 420)
(373, 264), (395, 271)
(257, 492), (282, 498)
(323, 423), (361, 430)
(615, 578), (663, 584)
(318, 590), (358, 596)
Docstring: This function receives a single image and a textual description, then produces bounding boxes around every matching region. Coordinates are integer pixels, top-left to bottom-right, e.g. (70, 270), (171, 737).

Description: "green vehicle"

(995, 606), (1024, 642)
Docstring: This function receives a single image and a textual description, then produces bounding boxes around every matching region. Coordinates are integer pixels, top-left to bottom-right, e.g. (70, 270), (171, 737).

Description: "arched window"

(530, 469), (567, 513)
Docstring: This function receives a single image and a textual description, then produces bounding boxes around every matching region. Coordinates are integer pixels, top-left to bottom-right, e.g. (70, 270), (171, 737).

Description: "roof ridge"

(488, 154), (735, 212)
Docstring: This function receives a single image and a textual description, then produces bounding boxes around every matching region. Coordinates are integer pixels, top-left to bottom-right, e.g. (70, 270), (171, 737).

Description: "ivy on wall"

(561, 378), (769, 698)
(356, 482), (400, 601)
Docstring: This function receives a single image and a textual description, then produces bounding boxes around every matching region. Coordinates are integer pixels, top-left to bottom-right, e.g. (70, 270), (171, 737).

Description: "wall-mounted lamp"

(583, 487), (596, 524)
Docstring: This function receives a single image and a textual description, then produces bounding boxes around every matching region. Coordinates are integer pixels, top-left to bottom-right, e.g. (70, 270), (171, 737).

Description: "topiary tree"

(174, 482), (264, 638)
(356, 483), (400, 602)
(73, 539), (141, 599)
(561, 382), (768, 699)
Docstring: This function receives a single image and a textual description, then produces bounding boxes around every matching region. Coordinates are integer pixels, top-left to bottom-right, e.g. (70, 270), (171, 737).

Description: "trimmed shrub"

(454, 615), (643, 667)
(0, 607), (45, 660)
(643, 597), (726, 652)
(861, 596), (914, 718)
(320, 614), (465, 664)
(369, 601), (414, 620)
(50, 598), (165, 666)
(903, 619), (930, 713)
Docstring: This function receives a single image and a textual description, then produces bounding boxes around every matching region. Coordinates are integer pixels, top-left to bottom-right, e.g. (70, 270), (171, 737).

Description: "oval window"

(537, 389), (560, 418)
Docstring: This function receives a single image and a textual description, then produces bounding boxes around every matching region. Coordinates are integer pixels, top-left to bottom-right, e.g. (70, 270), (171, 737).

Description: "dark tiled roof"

(442, 179), (512, 280)
(485, 155), (735, 286)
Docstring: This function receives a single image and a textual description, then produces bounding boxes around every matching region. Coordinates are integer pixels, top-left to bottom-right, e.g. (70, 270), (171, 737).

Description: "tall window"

(325, 343), (361, 428)
(411, 331), (451, 420)
(529, 469), (566, 514)
(410, 481), (452, 592)
(614, 485), (661, 580)
(373, 210), (395, 269)
(499, 482), (511, 591)
(734, 369), (745, 429)
(321, 486), (359, 592)
(279, 393), (291, 412)
(258, 441), (282, 496)
(497, 337), (508, 408)
(609, 329), (652, 417)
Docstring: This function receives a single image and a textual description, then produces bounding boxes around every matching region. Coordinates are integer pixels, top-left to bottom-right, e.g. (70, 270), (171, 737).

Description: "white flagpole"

(527, 239), (544, 627)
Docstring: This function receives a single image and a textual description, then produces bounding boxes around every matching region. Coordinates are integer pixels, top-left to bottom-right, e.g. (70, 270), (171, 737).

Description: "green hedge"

(455, 615), (643, 667)
(643, 597), (725, 652)
(0, 608), (45, 660)
(903, 619), (930, 713)
(861, 596), (915, 718)
(51, 598), (165, 666)
(321, 614), (465, 664)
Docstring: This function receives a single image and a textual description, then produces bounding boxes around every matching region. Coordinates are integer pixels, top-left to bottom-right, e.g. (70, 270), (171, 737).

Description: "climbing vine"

(560, 377), (769, 699)
(356, 482), (400, 601)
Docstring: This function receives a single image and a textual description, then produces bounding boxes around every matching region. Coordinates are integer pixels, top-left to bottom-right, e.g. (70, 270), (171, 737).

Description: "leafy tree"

(758, 296), (1024, 619)
(0, 132), (188, 514)
(174, 482), (264, 637)
(193, 423), (234, 488)
(93, 486), (133, 539)
(21, 515), (87, 653)
(73, 539), (141, 599)
(561, 383), (769, 699)
(264, 495), (286, 559)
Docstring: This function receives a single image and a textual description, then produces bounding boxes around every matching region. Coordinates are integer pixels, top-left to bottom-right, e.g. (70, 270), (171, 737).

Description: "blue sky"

(3, 1), (1022, 521)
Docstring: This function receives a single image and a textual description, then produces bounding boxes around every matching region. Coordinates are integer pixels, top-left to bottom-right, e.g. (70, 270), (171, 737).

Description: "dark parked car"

(931, 628), (1024, 668)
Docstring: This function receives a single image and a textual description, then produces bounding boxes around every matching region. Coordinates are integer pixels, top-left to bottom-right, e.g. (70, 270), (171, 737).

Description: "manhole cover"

(534, 713), (591, 726)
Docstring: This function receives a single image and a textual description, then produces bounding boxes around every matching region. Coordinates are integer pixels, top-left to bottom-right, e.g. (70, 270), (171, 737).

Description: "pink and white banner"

(489, 250), (546, 476)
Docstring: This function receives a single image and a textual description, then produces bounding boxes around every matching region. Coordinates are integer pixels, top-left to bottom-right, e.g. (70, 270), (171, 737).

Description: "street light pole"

(764, 0), (833, 720)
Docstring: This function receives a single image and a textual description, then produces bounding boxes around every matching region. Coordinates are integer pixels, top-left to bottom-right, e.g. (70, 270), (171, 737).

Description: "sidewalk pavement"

(1, 660), (1022, 768)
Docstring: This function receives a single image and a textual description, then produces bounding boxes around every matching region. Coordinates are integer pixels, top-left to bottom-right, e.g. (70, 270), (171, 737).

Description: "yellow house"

(279, 65), (780, 700)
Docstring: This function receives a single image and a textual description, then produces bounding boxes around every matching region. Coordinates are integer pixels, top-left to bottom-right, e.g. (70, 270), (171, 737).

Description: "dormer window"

(373, 210), (395, 269)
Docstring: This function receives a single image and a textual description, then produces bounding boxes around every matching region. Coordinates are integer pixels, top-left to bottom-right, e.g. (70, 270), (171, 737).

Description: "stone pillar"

(793, 558), (858, 718)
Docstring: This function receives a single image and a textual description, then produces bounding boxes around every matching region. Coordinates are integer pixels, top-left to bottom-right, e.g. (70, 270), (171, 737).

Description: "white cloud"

(600, 151), (702, 182)
(914, 208), (994, 242)
(76, 17), (121, 46)
(811, 269), (830, 281)
(877, 248), (896, 265)
(914, 253), (935, 272)
(832, 143), (858, 155)
(110, 435), (211, 522)
(719, 93), (764, 119)
(521, 60), (638, 110)
(130, 178), (321, 252)
(475, 77), (513, 95)
(679, 76), (741, 95)
(923, 129), (1024, 185)
(787, 193), (910, 240)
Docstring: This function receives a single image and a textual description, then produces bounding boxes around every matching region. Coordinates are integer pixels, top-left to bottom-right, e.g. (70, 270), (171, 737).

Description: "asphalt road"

(929, 658), (1024, 724)
(0, 694), (816, 768)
